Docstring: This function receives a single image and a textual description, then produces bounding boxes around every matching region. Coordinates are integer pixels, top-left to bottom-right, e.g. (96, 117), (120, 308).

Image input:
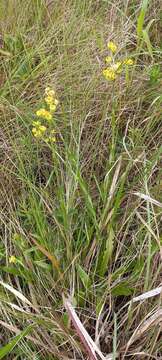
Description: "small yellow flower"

(32, 127), (37, 134)
(44, 111), (52, 121)
(50, 104), (56, 112)
(45, 96), (54, 105)
(39, 125), (47, 132)
(32, 129), (42, 138)
(45, 136), (56, 143)
(9, 255), (17, 264)
(47, 129), (56, 143)
(50, 136), (56, 142)
(48, 90), (55, 97)
(32, 125), (46, 138)
(32, 128), (40, 137)
(54, 98), (59, 106)
(105, 56), (112, 64)
(45, 95), (59, 105)
(45, 86), (51, 94)
(51, 129), (55, 134)
(107, 41), (117, 53)
(45, 87), (55, 97)
(32, 120), (41, 127)
(103, 68), (116, 81)
(36, 108), (46, 117)
(124, 58), (134, 65)
(36, 108), (52, 121)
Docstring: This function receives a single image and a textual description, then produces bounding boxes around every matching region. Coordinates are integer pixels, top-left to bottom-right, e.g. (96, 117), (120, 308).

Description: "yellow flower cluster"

(124, 58), (134, 65)
(9, 255), (17, 264)
(107, 41), (117, 53)
(32, 120), (47, 138)
(103, 68), (116, 81)
(105, 56), (112, 64)
(36, 108), (52, 121)
(103, 41), (134, 81)
(45, 87), (59, 113)
(32, 87), (59, 142)
(45, 129), (56, 143)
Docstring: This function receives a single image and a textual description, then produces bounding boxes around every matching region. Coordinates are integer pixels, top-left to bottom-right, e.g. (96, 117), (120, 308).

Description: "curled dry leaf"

(63, 295), (110, 360)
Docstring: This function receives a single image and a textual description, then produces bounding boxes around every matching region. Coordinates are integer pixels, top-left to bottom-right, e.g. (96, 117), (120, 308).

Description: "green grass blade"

(142, 28), (153, 58)
(77, 264), (91, 289)
(0, 324), (34, 359)
(137, 0), (149, 38)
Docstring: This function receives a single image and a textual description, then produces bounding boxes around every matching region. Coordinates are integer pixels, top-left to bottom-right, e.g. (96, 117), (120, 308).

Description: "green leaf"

(99, 227), (114, 277)
(77, 265), (91, 289)
(1, 266), (33, 282)
(62, 312), (69, 327)
(132, 257), (144, 276)
(0, 324), (34, 359)
(149, 65), (161, 85)
(1, 266), (26, 278)
(142, 28), (153, 58)
(4, 33), (24, 54)
(14, 60), (31, 79)
(112, 282), (134, 296)
(137, 0), (149, 38)
(111, 267), (126, 281)
(96, 298), (105, 317)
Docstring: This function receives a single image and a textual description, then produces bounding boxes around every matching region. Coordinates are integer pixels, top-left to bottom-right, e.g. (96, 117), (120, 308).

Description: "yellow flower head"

(50, 136), (56, 142)
(45, 136), (56, 143)
(32, 124), (46, 138)
(45, 87), (55, 97)
(48, 90), (55, 97)
(32, 120), (41, 127)
(105, 56), (112, 64)
(107, 41), (117, 53)
(47, 129), (56, 143)
(44, 111), (52, 121)
(45, 95), (59, 104)
(54, 98), (59, 106)
(124, 58), (134, 65)
(103, 68), (116, 81)
(50, 104), (56, 112)
(45, 96), (54, 105)
(45, 86), (51, 94)
(36, 108), (46, 117)
(32, 128), (40, 137)
(36, 108), (52, 121)
(32, 129), (42, 138)
(39, 125), (47, 132)
(49, 136), (56, 143)
(9, 255), (17, 264)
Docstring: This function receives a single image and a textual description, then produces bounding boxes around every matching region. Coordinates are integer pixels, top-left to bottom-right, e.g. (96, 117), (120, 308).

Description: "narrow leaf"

(142, 29), (153, 58)
(132, 286), (162, 302)
(77, 265), (91, 289)
(0, 324), (33, 359)
(63, 296), (108, 360)
(31, 237), (61, 273)
(137, 0), (149, 38)
(0, 280), (39, 313)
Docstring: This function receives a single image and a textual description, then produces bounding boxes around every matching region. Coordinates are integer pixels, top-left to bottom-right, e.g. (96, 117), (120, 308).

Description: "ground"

(0, 0), (162, 359)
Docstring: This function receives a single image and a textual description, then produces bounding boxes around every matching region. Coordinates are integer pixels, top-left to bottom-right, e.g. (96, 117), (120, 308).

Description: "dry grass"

(0, 0), (162, 359)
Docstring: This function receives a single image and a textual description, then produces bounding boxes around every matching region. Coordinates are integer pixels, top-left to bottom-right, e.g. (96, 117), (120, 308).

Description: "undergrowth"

(0, 0), (162, 359)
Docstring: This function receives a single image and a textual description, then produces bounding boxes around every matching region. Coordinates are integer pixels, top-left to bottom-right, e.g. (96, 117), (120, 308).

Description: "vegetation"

(0, 0), (162, 358)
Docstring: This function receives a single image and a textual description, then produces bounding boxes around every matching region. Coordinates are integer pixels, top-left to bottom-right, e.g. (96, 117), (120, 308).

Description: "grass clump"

(0, 0), (162, 359)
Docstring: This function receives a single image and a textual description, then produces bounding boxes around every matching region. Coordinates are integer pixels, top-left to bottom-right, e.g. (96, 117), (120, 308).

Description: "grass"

(0, 0), (162, 358)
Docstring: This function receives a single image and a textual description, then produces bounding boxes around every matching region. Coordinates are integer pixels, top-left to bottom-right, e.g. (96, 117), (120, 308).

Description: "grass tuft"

(0, 0), (162, 359)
